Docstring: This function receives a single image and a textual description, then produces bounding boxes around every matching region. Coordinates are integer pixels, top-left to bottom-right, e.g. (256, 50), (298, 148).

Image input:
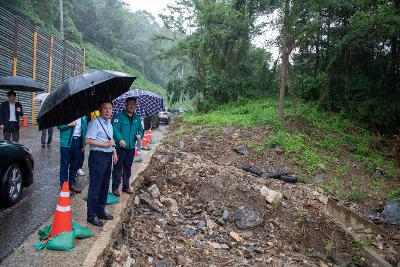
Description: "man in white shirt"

(0, 91), (24, 142)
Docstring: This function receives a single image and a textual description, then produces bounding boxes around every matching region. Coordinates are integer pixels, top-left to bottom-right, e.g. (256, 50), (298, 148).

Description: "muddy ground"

(104, 120), (399, 266)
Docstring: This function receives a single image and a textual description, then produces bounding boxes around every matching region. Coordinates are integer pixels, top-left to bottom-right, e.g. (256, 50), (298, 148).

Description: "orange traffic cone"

(142, 137), (148, 147)
(50, 182), (73, 237)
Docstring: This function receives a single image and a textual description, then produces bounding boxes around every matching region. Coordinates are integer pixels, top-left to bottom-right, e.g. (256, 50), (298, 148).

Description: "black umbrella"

(0, 75), (45, 92)
(37, 70), (137, 130)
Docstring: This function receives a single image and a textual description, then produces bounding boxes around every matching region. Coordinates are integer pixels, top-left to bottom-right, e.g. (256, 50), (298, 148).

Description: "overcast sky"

(126, 0), (175, 21)
(125, 0), (279, 60)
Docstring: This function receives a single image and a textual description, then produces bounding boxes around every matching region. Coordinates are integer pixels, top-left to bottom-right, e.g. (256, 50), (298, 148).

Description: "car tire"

(0, 163), (23, 207)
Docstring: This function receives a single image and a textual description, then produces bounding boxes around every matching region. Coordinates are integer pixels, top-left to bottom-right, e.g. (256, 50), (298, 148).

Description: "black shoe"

(41, 144), (45, 148)
(87, 216), (103, 227)
(98, 212), (113, 220)
(47, 143), (51, 147)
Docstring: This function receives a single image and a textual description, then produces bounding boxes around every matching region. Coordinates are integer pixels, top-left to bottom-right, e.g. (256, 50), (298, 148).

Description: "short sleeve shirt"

(86, 116), (113, 153)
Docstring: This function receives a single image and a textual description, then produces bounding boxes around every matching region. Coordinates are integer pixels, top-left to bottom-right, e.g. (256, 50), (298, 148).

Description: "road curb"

(83, 145), (159, 267)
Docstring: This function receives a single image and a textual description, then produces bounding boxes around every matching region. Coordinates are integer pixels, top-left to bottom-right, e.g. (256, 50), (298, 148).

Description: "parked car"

(0, 140), (34, 207)
(144, 114), (160, 130)
(159, 110), (171, 124)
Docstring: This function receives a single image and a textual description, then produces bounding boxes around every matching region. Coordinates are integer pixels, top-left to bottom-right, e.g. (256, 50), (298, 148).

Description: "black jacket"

(0, 101), (24, 129)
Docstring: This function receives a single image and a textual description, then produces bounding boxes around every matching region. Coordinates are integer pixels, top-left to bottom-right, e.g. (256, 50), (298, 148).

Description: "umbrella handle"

(94, 113), (112, 141)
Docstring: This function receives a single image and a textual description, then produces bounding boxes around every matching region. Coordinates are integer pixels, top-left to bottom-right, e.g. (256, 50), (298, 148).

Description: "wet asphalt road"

(0, 126), (90, 262)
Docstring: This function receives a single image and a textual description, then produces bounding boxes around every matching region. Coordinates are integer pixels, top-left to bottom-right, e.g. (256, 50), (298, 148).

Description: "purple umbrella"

(112, 89), (164, 117)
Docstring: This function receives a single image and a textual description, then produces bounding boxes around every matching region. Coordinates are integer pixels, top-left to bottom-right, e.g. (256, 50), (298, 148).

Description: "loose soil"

(104, 120), (399, 266)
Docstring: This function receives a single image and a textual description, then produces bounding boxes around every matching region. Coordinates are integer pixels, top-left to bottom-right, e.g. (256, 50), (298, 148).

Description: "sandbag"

(35, 231), (75, 251)
(37, 220), (93, 241)
(72, 220), (94, 238)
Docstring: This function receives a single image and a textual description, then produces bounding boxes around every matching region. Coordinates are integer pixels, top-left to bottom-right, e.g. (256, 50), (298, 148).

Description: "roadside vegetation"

(184, 98), (400, 204)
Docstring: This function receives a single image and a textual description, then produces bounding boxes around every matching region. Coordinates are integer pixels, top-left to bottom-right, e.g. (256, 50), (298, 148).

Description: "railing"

(0, 6), (85, 124)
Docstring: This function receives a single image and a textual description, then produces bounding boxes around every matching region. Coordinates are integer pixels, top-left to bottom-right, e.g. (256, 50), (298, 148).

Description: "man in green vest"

(57, 116), (87, 193)
(112, 97), (144, 196)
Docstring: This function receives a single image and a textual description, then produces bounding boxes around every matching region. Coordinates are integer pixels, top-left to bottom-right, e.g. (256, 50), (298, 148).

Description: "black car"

(0, 140), (34, 207)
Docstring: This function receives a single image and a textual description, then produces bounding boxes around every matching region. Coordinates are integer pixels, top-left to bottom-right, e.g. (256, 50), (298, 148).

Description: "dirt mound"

(105, 123), (396, 266)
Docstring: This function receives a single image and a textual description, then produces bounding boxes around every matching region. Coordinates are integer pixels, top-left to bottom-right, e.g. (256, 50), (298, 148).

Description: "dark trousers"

(41, 127), (54, 145)
(87, 150), (112, 220)
(78, 149), (85, 169)
(3, 122), (19, 142)
(112, 148), (134, 190)
(60, 137), (82, 186)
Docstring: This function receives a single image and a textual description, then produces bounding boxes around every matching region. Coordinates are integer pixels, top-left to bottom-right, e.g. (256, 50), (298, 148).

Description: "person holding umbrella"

(86, 101), (118, 227)
(0, 90), (24, 142)
(57, 115), (87, 193)
(111, 97), (144, 197)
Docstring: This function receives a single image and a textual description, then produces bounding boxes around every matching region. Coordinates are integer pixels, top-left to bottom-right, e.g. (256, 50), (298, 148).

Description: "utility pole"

(59, 0), (64, 39)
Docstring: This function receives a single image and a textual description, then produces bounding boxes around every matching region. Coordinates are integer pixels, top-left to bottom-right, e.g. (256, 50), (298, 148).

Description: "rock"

(363, 207), (382, 222)
(331, 252), (352, 266)
(314, 174), (326, 183)
(137, 243), (152, 255)
(232, 133), (240, 139)
(197, 220), (207, 229)
(233, 145), (249, 156)
(234, 207), (263, 230)
(156, 261), (165, 267)
(274, 147), (285, 155)
(206, 216), (218, 230)
(260, 186), (283, 204)
(134, 195), (140, 205)
(229, 231), (244, 242)
(208, 241), (229, 249)
(179, 141), (185, 149)
(223, 127), (233, 134)
(222, 208), (230, 221)
(279, 175), (298, 183)
(263, 171), (288, 179)
(246, 245), (263, 253)
(160, 196), (179, 214)
(148, 184), (160, 199)
(241, 165), (263, 176)
(156, 155), (170, 164)
(373, 168), (384, 178)
(312, 251), (327, 260)
(139, 195), (163, 213)
(383, 198), (400, 223)
(183, 226), (198, 237)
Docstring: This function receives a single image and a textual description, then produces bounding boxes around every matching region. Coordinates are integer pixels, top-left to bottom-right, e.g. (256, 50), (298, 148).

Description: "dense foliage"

(162, 0), (400, 132)
(159, 0), (274, 111)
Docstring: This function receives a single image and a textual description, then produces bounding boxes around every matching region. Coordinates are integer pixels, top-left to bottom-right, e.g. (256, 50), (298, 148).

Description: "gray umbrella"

(0, 76), (44, 92)
(37, 70), (137, 130)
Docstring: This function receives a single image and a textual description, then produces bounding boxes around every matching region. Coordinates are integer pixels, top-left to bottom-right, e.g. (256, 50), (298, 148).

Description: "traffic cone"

(142, 137), (148, 147)
(147, 129), (153, 143)
(35, 182), (75, 251)
(50, 182), (73, 237)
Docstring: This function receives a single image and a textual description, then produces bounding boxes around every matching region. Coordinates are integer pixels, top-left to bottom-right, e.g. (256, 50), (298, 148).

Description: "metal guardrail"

(0, 6), (85, 124)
